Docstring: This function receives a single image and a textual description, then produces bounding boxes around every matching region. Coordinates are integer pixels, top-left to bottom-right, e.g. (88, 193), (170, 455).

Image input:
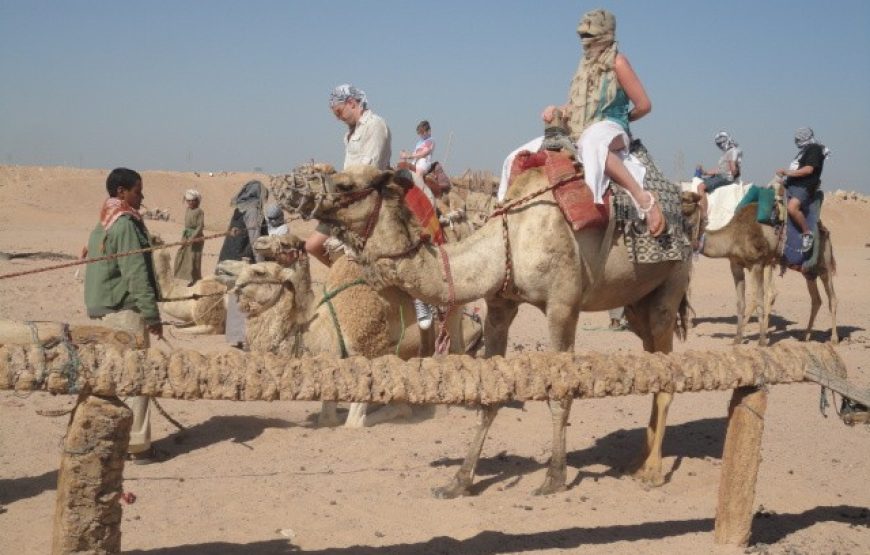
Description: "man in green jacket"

(84, 167), (162, 464)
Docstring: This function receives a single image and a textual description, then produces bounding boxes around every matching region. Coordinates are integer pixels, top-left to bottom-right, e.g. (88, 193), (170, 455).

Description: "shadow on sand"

(155, 415), (296, 460)
(0, 469), (58, 505)
(429, 418), (727, 495)
(125, 505), (868, 554)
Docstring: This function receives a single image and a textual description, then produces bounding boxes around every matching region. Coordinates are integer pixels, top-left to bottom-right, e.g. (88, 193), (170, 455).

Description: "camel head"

(234, 261), (309, 318)
(272, 165), (421, 256)
(253, 233), (307, 268)
(680, 191), (705, 245)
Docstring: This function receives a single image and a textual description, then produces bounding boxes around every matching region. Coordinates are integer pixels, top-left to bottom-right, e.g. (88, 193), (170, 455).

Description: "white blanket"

(682, 178), (752, 231)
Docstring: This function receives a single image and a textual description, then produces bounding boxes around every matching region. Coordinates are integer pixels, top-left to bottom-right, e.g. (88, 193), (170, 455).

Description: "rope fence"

(0, 230), (236, 281)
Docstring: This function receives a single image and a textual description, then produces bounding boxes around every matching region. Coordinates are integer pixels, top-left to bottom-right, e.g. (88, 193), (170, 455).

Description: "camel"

(274, 164), (697, 496)
(697, 200), (838, 345)
(152, 238), (227, 334)
(235, 233), (483, 428)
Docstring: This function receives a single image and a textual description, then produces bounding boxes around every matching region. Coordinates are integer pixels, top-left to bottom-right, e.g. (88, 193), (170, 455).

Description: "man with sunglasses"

(304, 83), (392, 266)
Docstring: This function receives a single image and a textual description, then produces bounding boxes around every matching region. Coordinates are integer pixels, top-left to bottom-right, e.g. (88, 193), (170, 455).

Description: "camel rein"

(0, 230), (234, 281)
(487, 171), (581, 295)
(317, 278), (367, 359)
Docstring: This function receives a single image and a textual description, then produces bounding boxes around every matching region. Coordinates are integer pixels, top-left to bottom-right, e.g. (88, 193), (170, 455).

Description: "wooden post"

(52, 394), (132, 555)
(714, 386), (768, 545)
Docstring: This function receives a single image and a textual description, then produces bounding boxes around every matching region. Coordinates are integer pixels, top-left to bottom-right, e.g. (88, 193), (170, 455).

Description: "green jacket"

(84, 215), (161, 324)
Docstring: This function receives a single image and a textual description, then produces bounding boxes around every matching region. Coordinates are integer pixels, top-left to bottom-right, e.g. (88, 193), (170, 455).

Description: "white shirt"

(344, 109), (392, 170)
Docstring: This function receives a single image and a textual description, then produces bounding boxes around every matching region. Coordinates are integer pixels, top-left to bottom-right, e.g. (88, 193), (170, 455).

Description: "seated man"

(776, 127), (829, 252)
(697, 131), (742, 217)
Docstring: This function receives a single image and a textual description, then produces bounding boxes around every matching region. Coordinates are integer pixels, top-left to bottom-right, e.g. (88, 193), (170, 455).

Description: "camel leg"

(730, 260), (747, 344)
(820, 270), (838, 344)
(344, 403), (368, 428)
(626, 284), (681, 487)
(745, 270), (759, 323)
(632, 391), (673, 488)
(482, 298), (519, 358)
(533, 302), (579, 495)
(352, 403), (412, 427)
(432, 298), (517, 499)
(534, 398), (572, 496)
(803, 277), (823, 343)
(318, 401), (342, 427)
(432, 405), (500, 499)
(749, 264), (767, 346)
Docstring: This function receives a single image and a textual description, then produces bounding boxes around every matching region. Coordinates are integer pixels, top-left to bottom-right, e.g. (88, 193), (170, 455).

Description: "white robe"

(497, 120), (646, 207)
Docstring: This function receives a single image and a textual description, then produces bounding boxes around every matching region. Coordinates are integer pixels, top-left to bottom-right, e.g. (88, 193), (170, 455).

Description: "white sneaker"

(414, 299), (433, 330)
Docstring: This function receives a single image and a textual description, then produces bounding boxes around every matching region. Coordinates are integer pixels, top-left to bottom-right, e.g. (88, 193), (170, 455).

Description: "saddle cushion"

(782, 189), (823, 272)
(509, 150), (608, 231)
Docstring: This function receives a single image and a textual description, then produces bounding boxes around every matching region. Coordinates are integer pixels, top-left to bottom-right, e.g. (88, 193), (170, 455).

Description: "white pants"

(99, 310), (152, 454)
(497, 120), (647, 204)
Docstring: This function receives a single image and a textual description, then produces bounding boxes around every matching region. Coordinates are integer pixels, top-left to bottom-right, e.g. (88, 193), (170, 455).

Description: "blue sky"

(2, 1), (869, 192)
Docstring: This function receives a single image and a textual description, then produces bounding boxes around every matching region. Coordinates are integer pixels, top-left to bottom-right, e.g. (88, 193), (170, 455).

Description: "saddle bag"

(424, 162), (452, 198)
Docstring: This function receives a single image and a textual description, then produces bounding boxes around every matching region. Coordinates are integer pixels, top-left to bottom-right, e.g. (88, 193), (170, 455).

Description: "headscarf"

(184, 189), (201, 201)
(232, 180), (268, 210)
(566, 9), (618, 140)
(329, 83), (368, 108)
(100, 197), (141, 232)
(714, 131), (738, 152)
(265, 203), (285, 226)
(790, 127), (832, 169)
(231, 179), (269, 231)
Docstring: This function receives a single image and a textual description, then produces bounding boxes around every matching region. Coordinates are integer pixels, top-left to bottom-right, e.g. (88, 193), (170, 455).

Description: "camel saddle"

(509, 149), (608, 231)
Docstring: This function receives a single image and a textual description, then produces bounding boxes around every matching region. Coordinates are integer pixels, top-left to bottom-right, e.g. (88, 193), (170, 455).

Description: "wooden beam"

(51, 394), (132, 554)
(0, 342), (846, 403)
(715, 386), (768, 545)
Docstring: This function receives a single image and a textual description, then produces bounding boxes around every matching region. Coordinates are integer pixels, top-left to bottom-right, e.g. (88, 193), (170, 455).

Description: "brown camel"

(274, 164), (696, 496)
(236, 233), (483, 427)
(698, 201), (838, 345)
(152, 237), (227, 334)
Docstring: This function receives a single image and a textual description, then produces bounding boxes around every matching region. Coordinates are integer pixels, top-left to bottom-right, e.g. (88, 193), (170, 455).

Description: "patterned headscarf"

(99, 197), (141, 232)
(329, 83), (368, 108)
(714, 131), (737, 152)
(566, 9), (618, 140)
(184, 189), (201, 201)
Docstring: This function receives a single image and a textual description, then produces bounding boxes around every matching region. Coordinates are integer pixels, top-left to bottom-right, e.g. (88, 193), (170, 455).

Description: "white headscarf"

(329, 83), (368, 108)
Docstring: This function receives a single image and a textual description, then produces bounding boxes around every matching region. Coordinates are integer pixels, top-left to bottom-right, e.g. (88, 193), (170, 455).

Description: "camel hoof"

(533, 479), (566, 496)
(432, 481), (470, 499)
(343, 416), (366, 429)
(631, 465), (665, 488)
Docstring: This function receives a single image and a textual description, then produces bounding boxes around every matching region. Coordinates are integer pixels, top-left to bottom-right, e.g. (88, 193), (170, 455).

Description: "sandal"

(638, 192), (666, 237)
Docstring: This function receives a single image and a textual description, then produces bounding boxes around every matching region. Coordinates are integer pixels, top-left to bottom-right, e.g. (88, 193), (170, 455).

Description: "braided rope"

(0, 230), (231, 281)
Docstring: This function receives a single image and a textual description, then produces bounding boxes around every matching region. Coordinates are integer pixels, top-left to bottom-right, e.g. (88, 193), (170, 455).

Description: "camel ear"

(392, 169), (415, 191)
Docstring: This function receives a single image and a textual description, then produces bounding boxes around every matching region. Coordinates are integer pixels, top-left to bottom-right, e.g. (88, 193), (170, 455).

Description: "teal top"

(596, 75), (631, 132)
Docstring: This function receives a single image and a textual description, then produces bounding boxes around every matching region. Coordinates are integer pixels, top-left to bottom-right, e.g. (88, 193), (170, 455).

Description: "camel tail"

(675, 293), (692, 342)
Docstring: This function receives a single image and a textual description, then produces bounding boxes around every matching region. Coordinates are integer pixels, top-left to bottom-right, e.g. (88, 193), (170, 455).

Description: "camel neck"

(378, 222), (507, 306)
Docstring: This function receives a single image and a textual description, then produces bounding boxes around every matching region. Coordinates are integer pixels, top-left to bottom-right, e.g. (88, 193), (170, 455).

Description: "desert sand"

(1, 165), (868, 554)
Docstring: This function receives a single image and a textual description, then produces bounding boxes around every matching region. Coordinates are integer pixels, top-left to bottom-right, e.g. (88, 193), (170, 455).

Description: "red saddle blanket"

(509, 150), (608, 231)
(404, 185), (445, 245)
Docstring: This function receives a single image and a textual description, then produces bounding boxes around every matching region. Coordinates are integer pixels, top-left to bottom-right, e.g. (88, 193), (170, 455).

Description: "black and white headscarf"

(790, 127), (831, 170)
(714, 131), (737, 152)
